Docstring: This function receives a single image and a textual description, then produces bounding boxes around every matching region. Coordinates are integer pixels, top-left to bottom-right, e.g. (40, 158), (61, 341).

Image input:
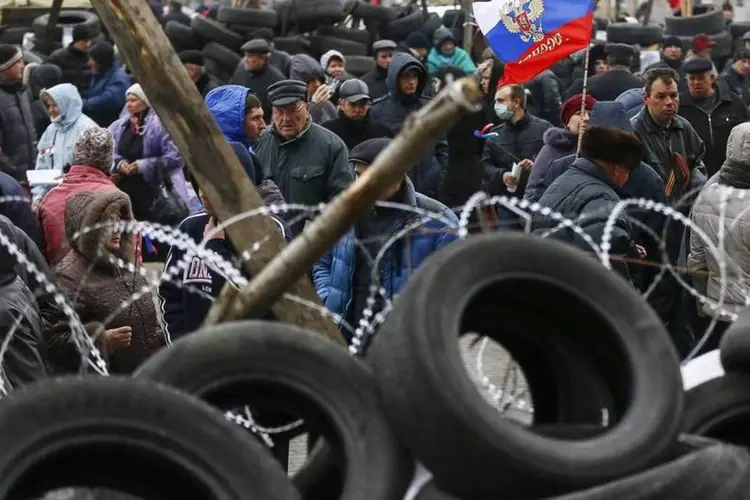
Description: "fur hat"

(72, 126), (115, 173)
(580, 126), (643, 170)
(126, 83), (151, 108)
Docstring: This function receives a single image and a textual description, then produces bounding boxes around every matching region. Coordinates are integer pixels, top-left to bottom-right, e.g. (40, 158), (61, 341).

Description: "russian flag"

(474, 0), (594, 85)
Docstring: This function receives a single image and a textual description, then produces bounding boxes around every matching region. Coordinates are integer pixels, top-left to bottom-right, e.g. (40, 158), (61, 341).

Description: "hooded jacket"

(84, 64), (131, 127)
(290, 54), (338, 124)
(34, 84), (97, 200)
(0, 215), (47, 389)
(229, 57), (285, 120)
(48, 44), (92, 94)
(54, 190), (164, 373)
(426, 27), (477, 78)
(0, 78), (37, 182)
(615, 87), (645, 120)
(26, 63), (63, 139)
(370, 52), (449, 198)
(524, 127), (578, 202)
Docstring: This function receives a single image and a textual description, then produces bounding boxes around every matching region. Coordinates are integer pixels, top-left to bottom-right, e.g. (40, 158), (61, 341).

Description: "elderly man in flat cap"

(255, 79), (353, 232)
(179, 50), (218, 98)
(0, 44), (36, 182)
(361, 39), (397, 99)
(230, 38), (285, 120)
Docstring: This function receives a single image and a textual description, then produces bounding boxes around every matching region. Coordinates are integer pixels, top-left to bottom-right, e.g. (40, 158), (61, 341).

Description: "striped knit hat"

(0, 45), (22, 73)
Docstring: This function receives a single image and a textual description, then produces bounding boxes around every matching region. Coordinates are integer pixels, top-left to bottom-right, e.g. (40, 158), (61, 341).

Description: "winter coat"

(360, 65), (389, 100)
(37, 165), (119, 265)
(26, 63), (63, 139)
(631, 106), (708, 204)
(322, 111), (393, 151)
(616, 87), (645, 119)
(83, 65), (131, 127)
(678, 82), (749, 177)
(47, 45), (92, 93)
(441, 105), (486, 208)
(0, 215), (47, 389)
(721, 67), (750, 108)
(229, 60), (285, 120)
(0, 171), (42, 248)
(109, 109), (199, 213)
(34, 84), (97, 201)
(525, 69), (563, 126)
(255, 120), (353, 208)
(158, 210), (290, 343)
(371, 52), (449, 199)
(0, 80), (37, 182)
(525, 127), (578, 202)
(54, 190), (164, 373)
(568, 69), (643, 102)
(535, 157), (636, 280)
(270, 49), (292, 77)
(289, 54), (338, 123)
(426, 27), (477, 77)
(481, 111), (551, 197)
(313, 178), (458, 326)
(688, 182), (750, 320)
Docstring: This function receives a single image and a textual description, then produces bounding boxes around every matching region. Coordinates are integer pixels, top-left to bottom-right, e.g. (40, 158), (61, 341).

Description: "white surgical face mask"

(494, 102), (512, 121)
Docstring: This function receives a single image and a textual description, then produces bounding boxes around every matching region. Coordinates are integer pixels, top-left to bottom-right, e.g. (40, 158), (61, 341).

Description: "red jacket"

(37, 165), (119, 265)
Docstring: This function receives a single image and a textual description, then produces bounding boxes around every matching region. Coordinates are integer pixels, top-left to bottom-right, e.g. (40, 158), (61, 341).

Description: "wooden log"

(210, 77), (484, 323)
(461, 0), (474, 54)
(89, 0), (345, 345)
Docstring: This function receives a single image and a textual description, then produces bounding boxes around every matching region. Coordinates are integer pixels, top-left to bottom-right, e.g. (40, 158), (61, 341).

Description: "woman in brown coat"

(53, 189), (164, 374)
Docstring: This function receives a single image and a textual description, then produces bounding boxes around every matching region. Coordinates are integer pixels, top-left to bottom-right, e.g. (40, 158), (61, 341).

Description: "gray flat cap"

(241, 38), (270, 54)
(373, 39), (397, 52)
(267, 79), (308, 107)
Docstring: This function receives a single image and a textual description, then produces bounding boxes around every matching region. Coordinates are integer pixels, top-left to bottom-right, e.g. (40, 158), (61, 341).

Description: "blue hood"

(206, 85), (251, 147)
(615, 88), (645, 120)
(43, 83), (83, 130)
(589, 101), (633, 132)
(387, 52), (428, 99)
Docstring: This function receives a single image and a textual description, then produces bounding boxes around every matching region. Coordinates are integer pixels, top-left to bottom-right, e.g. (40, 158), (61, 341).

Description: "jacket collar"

(637, 105), (683, 132)
(272, 117), (313, 145)
(572, 157), (622, 192)
(680, 80), (734, 107)
(64, 165), (111, 181)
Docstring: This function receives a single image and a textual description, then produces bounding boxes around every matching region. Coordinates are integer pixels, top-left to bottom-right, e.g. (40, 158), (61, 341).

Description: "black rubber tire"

(274, 35), (311, 55)
(205, 58), (232, 84)
(730, 20), (750, 39)
(420, 14), (444, 40)
(191, 16), (244, 52)
(606, 23), (664, 46)
(683, 374), (750, 446)
(289, 0), (346, 33)
(202, 41), (242, 72)
(353, 1), (398, 22)
(136, 320), (413, 500)
(367, 233), (684, 499)
(32, 10), (100, 41)
(165, 20), (203, 51)
(0, 26), (31, 44)
(315, 25), (371, 45)
(381, 12), (426, 42)
(310, 35), (368, 56)
(677, 30), (732, 58)
(415, 480), (460, 500)
(594, 17), (609, 31)
(345, 55), (374, 76)
(442, 9), (466, 29)
(720, 309), (750, 373)
(0, 377), (299, 499)
(665, 5), (724, 37)
(217, 7), (278, 28)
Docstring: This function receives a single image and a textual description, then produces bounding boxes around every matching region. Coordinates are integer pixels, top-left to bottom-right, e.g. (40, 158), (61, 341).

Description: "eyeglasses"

(272, 103), (305, 118)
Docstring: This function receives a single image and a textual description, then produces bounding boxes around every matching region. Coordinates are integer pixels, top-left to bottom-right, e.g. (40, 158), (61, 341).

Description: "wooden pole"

(41, 0), (64, 55)
(89, 0), (346, 345)
(461, 0), (474, 53)
(207, 78), (484, 324)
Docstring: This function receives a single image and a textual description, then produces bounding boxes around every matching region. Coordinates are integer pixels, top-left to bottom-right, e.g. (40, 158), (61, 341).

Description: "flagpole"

(575, 41), (592, 155)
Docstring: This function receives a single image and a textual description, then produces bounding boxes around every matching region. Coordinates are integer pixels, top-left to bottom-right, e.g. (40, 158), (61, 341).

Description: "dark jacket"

(441, 106), (486, 208)
(678, 82), (749, 177)
(83, 64), (130, 127)
(481, 111), (551, 196)
(721, 66), (750, 108)
(289, 54), (337, 124)
(631, 106), (708, 204)
(525, 69), (563, 126)
(535, 157), (636, 280)
(26, 63), (63, 139)
(270, 49), (292, 78)
(370, 52), (449, 198)
(0, 171), (42, 248)
(525, 127), (578, 202)
(229, 60), (285, 120)
(196, 72), (219, 98)
(568, 68), (643, 102)
(0, 215), (47, 389)
(158, 210), (290, 343)
(48, 45), (92, 93)
(361, 65), (389, 100)
(322, 111), (393, 150)
(0, 80), (37, 182)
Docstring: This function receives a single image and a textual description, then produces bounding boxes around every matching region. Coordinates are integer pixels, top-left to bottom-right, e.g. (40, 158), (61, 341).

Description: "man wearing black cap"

(48, 25), (92, 93)
(371, 52), (448, 199)
(644, 37), (686, 92)
(230, 38), (284, 121)
(322, 79), (392, 150)
(83, 41), (130, 127)
(0, 44), (36, 182)
(397, 32), (430, 64)
(582, 43), (643, 101)
(255, 79), (353, 227)
(679, 57), (747, 177)
(178, 50), (218, 97)
(361, 39), (396, 100)
(721, 47), (750, 108)
(251, 28), (291, 77)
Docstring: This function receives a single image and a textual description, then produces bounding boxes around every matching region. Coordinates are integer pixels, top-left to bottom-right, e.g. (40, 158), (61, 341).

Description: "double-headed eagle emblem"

(500, 0), (545, 43)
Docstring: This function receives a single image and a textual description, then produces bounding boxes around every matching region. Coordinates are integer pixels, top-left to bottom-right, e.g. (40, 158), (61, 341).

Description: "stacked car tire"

(663, 5), (732, 59)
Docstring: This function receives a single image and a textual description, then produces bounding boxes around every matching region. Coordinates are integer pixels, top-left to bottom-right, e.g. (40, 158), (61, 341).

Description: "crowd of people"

(0, 8), (749, 389)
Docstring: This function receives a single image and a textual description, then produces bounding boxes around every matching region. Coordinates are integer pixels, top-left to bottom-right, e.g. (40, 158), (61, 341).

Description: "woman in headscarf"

(34, 83), (97, 202)
(320, 49), (350, 85)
